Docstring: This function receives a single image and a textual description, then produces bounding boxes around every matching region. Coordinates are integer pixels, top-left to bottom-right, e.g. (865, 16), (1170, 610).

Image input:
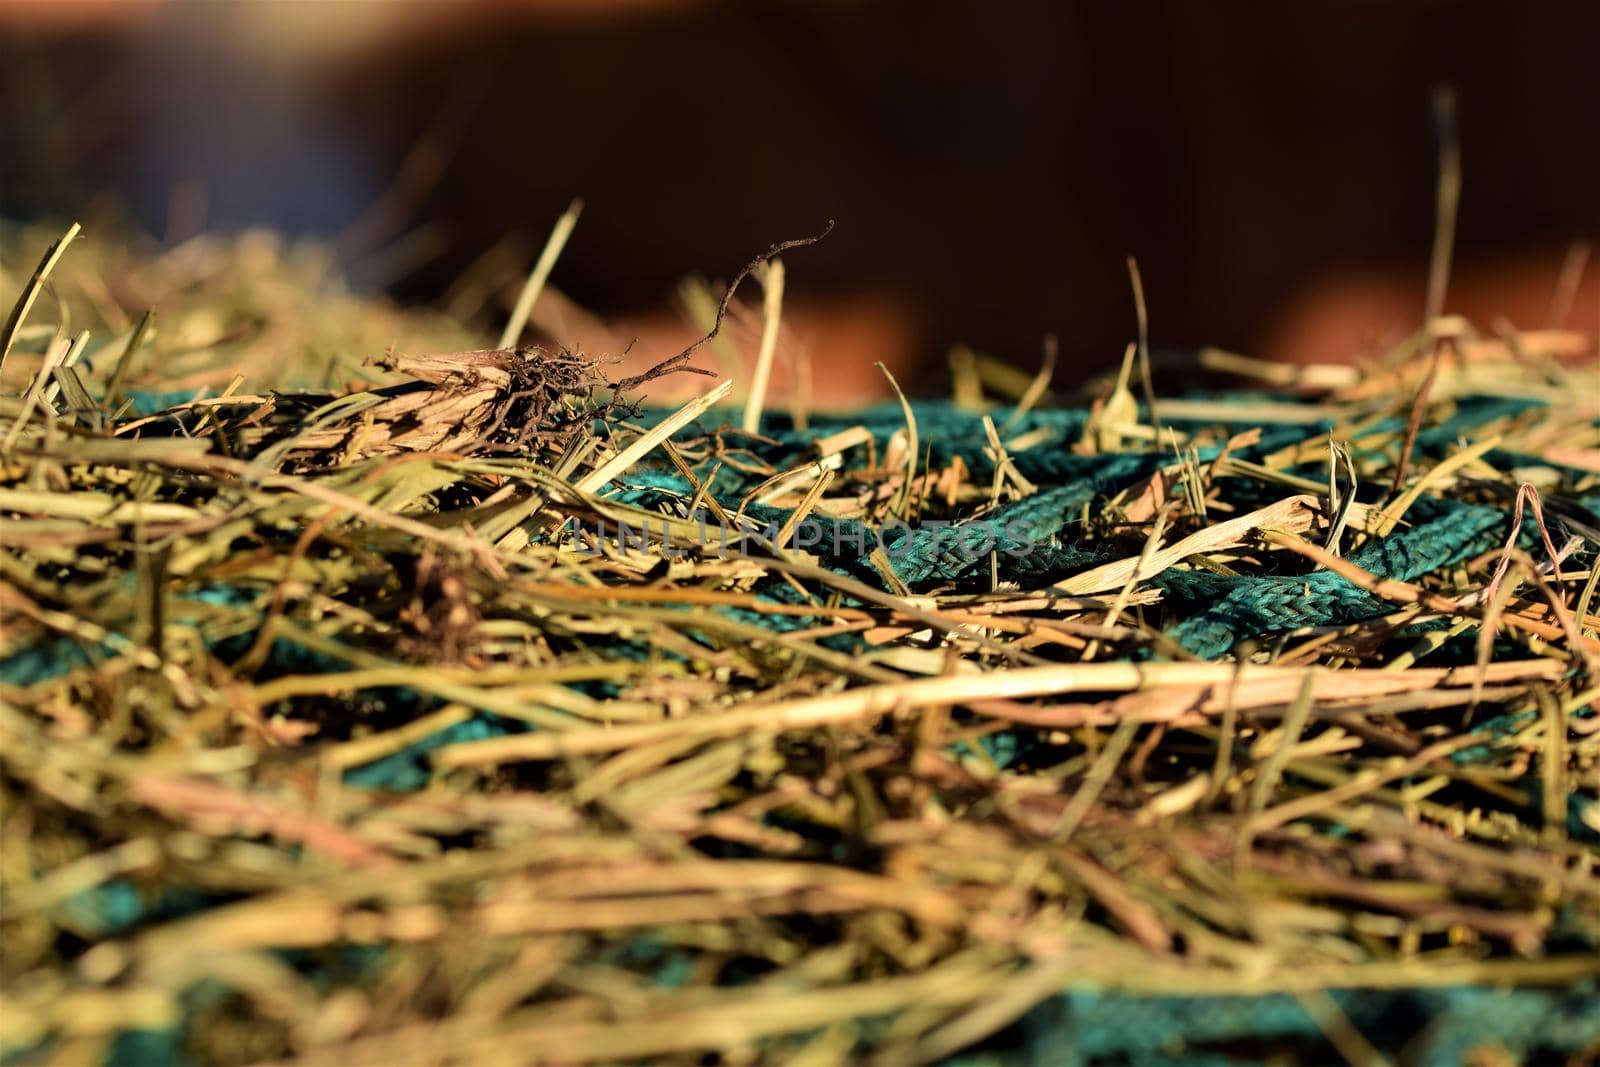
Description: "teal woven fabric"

(945, 984), (1600, 1067)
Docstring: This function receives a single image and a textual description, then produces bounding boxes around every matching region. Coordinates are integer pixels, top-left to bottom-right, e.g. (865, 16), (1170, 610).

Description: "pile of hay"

(2, 222), (1598, 1065)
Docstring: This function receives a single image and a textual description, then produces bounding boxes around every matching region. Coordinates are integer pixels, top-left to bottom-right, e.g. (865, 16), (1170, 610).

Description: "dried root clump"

(119, 344), (615, 471)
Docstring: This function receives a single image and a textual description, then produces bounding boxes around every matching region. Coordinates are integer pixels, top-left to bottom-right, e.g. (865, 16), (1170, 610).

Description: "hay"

(2, 221), (1599, 1065)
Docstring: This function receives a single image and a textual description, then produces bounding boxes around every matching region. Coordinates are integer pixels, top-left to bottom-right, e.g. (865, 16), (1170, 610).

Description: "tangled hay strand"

(1, 224), (1599, 1066)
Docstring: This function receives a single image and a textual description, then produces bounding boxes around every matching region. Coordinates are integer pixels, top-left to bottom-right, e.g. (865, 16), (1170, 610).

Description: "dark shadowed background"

(3, 0), (1597, 404)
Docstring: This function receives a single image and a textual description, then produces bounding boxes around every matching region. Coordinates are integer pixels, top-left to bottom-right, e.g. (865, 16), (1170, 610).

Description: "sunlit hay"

(1, 221), (1598, 1066)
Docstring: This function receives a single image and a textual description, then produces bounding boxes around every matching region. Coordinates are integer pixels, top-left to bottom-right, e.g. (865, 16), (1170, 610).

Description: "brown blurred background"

(2, 0), (1597, 405)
